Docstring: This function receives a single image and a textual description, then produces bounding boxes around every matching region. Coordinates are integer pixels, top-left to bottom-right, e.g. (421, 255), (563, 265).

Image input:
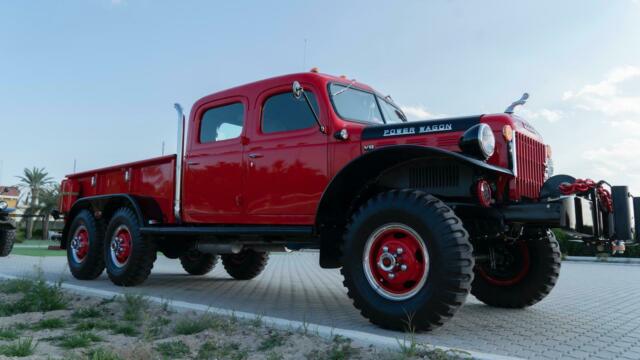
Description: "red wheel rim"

(71, 226), (90, 263)
(363, 224), (429, 301)
(110, 225), (132, 268)
(477, 241), (530, 286)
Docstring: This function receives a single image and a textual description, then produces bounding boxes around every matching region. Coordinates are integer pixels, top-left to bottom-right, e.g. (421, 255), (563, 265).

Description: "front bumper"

(500, 192), (637, 243)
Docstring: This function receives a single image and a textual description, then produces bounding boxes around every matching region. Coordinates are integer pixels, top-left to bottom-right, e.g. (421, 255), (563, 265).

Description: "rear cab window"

(200, 102), (245, 143)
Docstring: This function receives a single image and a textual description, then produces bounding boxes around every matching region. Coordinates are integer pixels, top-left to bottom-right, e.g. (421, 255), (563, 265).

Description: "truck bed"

(60, 155), (177, 224)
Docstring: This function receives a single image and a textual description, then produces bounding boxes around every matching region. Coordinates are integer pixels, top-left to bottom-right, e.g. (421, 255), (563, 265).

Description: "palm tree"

(37, 186), (61, 240)
(17, 167), (54, 239)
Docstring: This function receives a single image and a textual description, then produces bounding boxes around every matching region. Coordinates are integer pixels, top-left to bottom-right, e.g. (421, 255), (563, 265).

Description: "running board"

(140, 225), (314, 237)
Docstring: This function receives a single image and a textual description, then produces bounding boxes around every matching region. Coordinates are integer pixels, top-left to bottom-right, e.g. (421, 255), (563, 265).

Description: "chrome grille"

(515, 132), (546, 199)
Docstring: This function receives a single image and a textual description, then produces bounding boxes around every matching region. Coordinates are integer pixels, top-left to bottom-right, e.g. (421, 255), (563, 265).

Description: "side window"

(200, 103), (245, 143)
(262, 92), (319, 133)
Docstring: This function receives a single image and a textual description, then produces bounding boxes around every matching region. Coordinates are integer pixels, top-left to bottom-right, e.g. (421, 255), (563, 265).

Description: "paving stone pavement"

(1, 253), (639, 360)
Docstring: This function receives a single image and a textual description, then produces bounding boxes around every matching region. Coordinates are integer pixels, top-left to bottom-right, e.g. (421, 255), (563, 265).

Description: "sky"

(1, 0), (640, 193)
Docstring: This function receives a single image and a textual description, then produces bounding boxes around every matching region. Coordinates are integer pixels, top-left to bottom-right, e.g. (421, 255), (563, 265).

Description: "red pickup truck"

(57, 70), (638, 330)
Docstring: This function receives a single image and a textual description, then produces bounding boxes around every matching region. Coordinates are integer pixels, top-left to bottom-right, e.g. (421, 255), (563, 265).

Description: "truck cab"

(58, 70), (638, 331)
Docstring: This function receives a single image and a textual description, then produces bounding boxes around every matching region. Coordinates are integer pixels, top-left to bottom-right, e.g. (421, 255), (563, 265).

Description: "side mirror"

(292, 81), (304, 99)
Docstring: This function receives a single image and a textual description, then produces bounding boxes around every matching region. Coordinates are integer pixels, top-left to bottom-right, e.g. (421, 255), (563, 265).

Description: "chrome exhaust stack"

(173, 103), (186, 223)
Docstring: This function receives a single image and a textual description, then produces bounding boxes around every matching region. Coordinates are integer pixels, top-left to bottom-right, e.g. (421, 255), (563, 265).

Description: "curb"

(0, 272), (522, 360)
(565, 256), (640, 264)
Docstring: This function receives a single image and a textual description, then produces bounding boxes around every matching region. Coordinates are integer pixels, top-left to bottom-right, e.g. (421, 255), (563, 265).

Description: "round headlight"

(459, 123), (496, 159)
(0, 201), (7, 210)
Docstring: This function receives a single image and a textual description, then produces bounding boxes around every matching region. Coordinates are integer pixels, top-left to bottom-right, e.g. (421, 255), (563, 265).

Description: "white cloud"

(401, 105), (434, 120)
(563, 65), (640, 117)
(582, 138), (640, 191)
(516, 108), (564, 123)
(400, 105), (449, 121)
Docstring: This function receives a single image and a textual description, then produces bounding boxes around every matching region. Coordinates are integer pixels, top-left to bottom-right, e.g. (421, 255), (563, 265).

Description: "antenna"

(73, 159), (77, 173)
(162, 141), (165, 156)
(303, 38), (308, 70)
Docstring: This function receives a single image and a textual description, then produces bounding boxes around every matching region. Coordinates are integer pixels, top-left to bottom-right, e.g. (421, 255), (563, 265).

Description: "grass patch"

(87, 347), (123, 360)
(0, 338), (37, 357)
(197, 341), (247, 360)
(0, 278), (33, 294)
(307, 336), (358, 360)
(10, 248), (65, 257)
(156, 340), (190, 358)
(0, 278), (67, 316)
(258, 331), (288, 351)
(174, 317), (212, 335)
(74, 318), (115, 332)
(33, 317), (66, 330)
(120, 294), (148, 322)
(57, 332), (102, 349)
(0, 327), (20, 340)
(173, 314), (235, 335)
(112, 323), (138, 336)
(72, 307), (102, 319)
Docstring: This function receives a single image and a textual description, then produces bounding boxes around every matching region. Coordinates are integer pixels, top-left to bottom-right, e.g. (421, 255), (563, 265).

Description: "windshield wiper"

(332, 79), (357, 96)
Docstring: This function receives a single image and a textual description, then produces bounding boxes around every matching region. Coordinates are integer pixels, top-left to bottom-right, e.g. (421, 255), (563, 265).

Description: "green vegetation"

(258, 331), (288, 351)
(33, 317), (66, 330)
(0, 338), (37, 357)
(0, 278), (67, 316)
(0, 327), (20, 340)
(9, 247), (66, 257)
(74, 319), (115, 332)
(197, 341), (247, 360)
(87, 347), (123, 360)
(57, 332), (102, 349)
(554, 228), (640, 258)
(156, 340), (191, 358)
(307, 336), (359, 360)
(173, 314), (234, 335)
(112, 323), (138, 336)
(72, 307), (103, 319)
(121, 294), (148, 322)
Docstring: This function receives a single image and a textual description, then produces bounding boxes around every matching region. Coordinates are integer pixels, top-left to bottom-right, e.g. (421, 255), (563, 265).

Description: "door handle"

(248, 153), (263, 159)
(186, 161), (200, 166)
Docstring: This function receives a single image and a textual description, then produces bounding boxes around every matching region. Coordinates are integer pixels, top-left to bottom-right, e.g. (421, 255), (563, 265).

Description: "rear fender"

(60, 194), (162, 248)
(316, 145), (512, 268)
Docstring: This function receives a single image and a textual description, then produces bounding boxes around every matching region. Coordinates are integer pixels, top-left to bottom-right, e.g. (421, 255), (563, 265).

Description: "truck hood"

(361, 116), (482, 140)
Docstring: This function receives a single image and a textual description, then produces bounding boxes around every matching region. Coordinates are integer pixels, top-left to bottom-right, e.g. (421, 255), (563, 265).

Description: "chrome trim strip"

(511, 130), (518, 177)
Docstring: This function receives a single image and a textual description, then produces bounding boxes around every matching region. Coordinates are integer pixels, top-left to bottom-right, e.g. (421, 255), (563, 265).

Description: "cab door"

(182, 97), (247, 223)
(243, 83), (329, 225)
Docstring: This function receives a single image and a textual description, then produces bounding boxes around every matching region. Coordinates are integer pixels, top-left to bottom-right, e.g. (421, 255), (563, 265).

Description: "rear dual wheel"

(67, 210), (105, 280)
(104, 208), (156, 286)
(180, 251), (218, 275)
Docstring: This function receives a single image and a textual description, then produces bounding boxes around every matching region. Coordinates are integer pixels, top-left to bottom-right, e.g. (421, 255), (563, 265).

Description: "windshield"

(329, 83), (406, 125)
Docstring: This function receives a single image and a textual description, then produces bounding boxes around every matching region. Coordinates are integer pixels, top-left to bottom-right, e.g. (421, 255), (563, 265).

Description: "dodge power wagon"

(57, 70), (639, 330)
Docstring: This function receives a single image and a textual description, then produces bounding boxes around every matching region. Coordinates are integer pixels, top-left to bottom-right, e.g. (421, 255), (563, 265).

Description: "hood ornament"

(504, 93), (529, 114)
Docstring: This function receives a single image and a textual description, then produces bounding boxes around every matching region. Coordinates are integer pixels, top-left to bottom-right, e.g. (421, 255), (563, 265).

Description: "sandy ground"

(0, 279), (468, 360)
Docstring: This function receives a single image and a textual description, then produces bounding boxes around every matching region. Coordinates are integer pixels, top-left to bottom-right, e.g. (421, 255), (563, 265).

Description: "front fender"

(315, 145), (512, 268)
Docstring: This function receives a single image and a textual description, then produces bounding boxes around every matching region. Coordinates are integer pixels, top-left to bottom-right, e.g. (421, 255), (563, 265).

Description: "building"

(0, 186), (20, 209)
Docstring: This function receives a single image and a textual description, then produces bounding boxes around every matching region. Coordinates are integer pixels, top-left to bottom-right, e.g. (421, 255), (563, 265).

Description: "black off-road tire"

(0, 228), (16, 257)
(180, 251), (218, 275)
(341, 190), (474, 331)
(471, 230), (561, 308)
(221, 250), (269, 280)
(104, 208), (156, 286)
(66, 210), (105, 280)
